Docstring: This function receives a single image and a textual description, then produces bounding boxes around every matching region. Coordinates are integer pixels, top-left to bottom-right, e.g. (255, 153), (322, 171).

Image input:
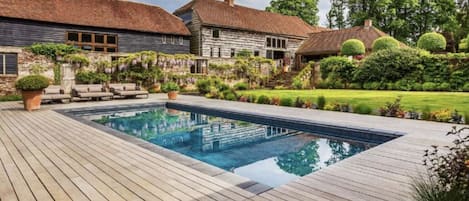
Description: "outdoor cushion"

(123, 84), (137, 91)
(42, 94), (72, 100)
(44, 86), (61, 94)
(115, 90), (149, 96)
(110, 84), (124, 91)
(73, 86), (88, 93)
(88, 84), (104, 92)
(78, 92), (113, 98)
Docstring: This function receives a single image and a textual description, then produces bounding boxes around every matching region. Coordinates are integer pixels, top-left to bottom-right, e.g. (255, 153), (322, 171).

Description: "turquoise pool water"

(90, 107), (372, 187)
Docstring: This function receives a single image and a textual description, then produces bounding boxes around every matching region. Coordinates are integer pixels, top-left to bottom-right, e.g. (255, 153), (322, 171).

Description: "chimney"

(224, 0), (234, 7)
(364, 20), (372, 28)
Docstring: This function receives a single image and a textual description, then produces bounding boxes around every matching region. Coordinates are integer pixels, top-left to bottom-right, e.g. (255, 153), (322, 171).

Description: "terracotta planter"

(167, 91), (178, 100)
(21, 90), (43, 112)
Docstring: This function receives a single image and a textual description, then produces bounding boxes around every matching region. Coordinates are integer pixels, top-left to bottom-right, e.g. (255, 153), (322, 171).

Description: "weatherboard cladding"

(0, 17), (190, 54)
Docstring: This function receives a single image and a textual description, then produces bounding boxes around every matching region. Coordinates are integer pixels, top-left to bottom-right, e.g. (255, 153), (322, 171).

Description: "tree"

(266, 0), (320, 25)
(327, 0), (347, 29)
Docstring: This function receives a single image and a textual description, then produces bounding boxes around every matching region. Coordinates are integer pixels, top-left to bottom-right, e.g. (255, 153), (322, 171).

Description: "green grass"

(0, 94), (22, 102)
(238, 89), (469, 115)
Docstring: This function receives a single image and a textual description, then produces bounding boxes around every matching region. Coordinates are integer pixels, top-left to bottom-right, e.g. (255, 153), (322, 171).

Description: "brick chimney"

(224, 0), (234, 7)
(364, 20), (372, 29)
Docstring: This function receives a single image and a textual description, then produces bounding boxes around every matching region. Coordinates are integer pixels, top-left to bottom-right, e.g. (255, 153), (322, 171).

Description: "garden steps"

(265, 71), (300, 89)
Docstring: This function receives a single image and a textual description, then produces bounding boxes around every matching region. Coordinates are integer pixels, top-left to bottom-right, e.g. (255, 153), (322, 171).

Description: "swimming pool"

(84, 106), (374, 187)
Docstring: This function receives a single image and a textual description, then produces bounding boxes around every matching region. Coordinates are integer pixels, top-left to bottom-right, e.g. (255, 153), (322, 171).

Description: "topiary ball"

(372, 36), (400, 52)
(15, 75), (50, 91)
(417, 32), (446, 52)
(341, 39), (366, 56)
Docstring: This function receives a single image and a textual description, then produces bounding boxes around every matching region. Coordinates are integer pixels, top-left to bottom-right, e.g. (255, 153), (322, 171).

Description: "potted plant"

(162, 81), (180, 100)
(15, 75), (50, 111)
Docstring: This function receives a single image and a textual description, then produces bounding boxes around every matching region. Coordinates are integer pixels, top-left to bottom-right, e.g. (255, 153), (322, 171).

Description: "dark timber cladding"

(0, 0), (192, 54)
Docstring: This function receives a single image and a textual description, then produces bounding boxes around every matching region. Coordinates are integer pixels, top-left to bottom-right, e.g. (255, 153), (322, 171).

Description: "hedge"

(372, 36), (400, 52)
(417, 32), (447, 52)
(341, 39), (366, 56)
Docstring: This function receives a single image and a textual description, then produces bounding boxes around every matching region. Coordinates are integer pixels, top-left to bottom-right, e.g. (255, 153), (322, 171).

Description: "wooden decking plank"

(276, 183), (345, 201)
(3, 111), (112, 201)
(0, 113), (91, 201)
(49, 111), (251, 200)
(0, 119), (52, 201)
(0, 158), (18, 201)
(10, 111), (172, 201)
(35, 112), (218, 201)
(282, 180), (351, 201)
(0, 114), (72, 201)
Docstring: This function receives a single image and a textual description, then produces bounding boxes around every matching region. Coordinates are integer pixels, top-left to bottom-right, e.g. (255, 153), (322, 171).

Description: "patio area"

(0, 94), (456, 201)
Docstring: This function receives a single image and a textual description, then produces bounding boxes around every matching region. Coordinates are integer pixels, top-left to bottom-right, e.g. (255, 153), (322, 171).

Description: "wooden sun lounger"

(109, 83), (149, 99)
(41, 85), (72, 103)
(72, 84), (114, 100)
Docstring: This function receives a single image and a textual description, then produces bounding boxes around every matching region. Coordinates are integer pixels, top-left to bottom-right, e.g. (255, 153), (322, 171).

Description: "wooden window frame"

(230, 48), (235, 58)
(0, 53), (18, 75)
(212, 29), (220, 38)
(179, 37), (184, 45)
(66, 31), (118, 53)
(162, 35), (167, 44)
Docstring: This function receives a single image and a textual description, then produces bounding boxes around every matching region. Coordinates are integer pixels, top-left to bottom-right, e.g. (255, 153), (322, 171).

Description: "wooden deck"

(0, 94), (459, 201)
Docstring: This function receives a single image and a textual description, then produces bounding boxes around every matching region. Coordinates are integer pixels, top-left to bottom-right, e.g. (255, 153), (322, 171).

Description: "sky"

(132, 0), (332, 26)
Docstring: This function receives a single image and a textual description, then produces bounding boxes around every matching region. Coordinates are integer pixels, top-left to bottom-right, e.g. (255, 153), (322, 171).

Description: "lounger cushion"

(115, 91), (149, 96)
(78, 92), (113, 98)
(74, 87), (89, 93)
(42, 94), (72, 100)
(44, 86), (61, 94)
(110, 85), (124, 91)
(123, 84), (137, 91)
(88, 86), (103, 92)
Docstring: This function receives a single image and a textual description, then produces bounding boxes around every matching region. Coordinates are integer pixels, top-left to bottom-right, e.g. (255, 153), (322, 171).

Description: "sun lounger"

(109, 83), (149, 98)
(42, 85), (72, 103)
(72, 84), (114, 100)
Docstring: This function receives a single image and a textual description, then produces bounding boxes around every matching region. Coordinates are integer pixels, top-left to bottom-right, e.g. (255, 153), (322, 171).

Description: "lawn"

(238, 89), (469, 115)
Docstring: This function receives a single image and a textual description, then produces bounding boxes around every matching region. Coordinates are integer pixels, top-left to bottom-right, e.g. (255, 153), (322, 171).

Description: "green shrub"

(161, 82), (180, 93)
(222, 89), (237, 101)
(324, 103), (340, 111)
(386, 82), (397, 90)
(316, 81), (329, 89)
(355, 48), (424, 83)
(319, 56), (356, 87)
(64, 54), (90, 66)
(363, 82), (381, 90)
(431, 109), (452, 122)
(15, 75), (50, 91)
(437, 82), (451, 91)
(422, 82), (438, 91)
(463, 83), (469, 92)
(257, 95), (271, 104)
(449, 71), (467, 90)
(0, 94), (22, 102)
(349, 83), (362, 89)
(233, 82), (248, 90)
(341, 39), (365, 56)
(411, 83), (423, 91)
(294, 97), (305, 108)
(372, 36), (400, 52)
(353, 104), (373, 114)
(417, 32), (447, 52)
(279, 97), (293, 107)
(292, 78), (304, 89)
(247, 94), (257, 103)
(195, 79), (212, 95)
(379, 96), (404, 117)
(395, 80), (413, 91)
(317, 96), (326, 110)
(421, 106), (432, 120)
(75, 71), (110, 84)
(29, 43), (79, 59)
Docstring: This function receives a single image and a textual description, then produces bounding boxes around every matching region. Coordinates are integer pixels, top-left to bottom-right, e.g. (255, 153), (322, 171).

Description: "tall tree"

(266, 0), (320, 25)
(456, 0), (469, 50)
(327, 0), (347, 29)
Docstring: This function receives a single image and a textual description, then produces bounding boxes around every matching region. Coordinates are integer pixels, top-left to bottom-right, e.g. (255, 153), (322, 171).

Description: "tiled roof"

(174, 0), (328, 38)
(297, 26), (392, 55)
(0, 0), (191, 36)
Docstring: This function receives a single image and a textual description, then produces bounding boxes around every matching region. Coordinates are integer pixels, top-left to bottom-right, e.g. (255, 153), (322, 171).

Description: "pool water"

(90, 107), (372, 187)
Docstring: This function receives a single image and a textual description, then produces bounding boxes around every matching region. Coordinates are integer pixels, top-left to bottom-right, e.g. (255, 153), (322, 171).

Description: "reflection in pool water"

(90, 107), (371, 187)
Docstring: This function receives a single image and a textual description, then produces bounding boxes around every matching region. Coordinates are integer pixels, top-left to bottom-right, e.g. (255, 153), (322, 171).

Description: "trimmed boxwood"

(279, 97), (293, 106)
(372, 36), (400, 52)
(15, 75), (50, 91)
(417, 32), (446, 52)
(341, 39), (366, 56)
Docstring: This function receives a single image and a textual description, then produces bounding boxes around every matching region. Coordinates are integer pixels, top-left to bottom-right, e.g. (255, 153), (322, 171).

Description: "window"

(171, 36), (176, 44)
(272, 39), (276, 48)
(281, 40), (286, 49)
(179, 37), (184, 45)
(266, 37), (287, 49)
(66, 31), (118, 53)
(218, 48), (221, 58)
(210, 47), (213, 57)
(230, 48), (235, 58)
(212, 29), (220, 38)
(161, 35), (167, 44)
(0, 53), (18, 75)
(266, 38), (271, 47)
(254, 50), (260, 57)
(277, 39), (281, 48)
(266, 50), (273, 59)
